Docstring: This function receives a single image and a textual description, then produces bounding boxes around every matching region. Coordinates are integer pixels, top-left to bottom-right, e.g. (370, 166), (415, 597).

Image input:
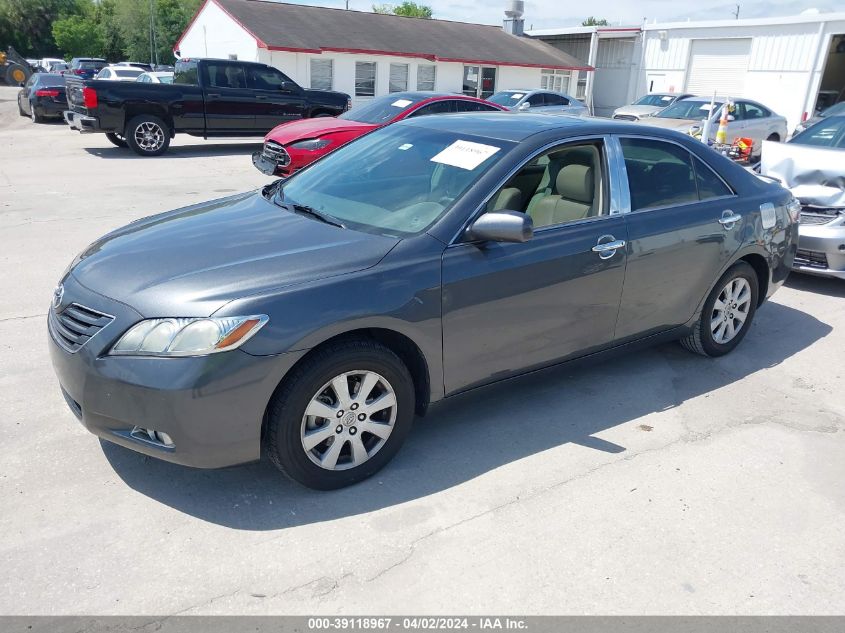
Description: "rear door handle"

(592, 235), (626, 259)
(718, 210), (742, 229)
(256, 94), (268, 100)
(206, 92), (221, 98)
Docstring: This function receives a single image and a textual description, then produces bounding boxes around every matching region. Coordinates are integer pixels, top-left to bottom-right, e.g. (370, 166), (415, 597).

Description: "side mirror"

(466, 211), (533, 243)
(279, 81), (300, 93)
(517, 101), (530, 111)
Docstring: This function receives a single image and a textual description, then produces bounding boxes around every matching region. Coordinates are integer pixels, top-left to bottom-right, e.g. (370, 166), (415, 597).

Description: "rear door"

(248, 65), (306, 132)
(441, 137), (629, 393)
(201, 61), (255, 132)
(613, 135), (744, 341)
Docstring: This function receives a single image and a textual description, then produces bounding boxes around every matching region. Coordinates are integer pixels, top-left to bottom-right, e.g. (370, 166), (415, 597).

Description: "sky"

(289, 0), (842, 27)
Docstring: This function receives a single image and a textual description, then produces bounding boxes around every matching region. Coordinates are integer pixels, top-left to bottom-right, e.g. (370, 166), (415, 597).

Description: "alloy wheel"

(134, 122), (165, 152)
(300, 370), (397, 471)
(710, 277), (751, 344)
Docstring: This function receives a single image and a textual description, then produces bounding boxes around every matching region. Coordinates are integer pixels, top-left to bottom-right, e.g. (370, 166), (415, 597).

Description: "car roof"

(385, 91), (481, 101)
(396, 111), (656, 142)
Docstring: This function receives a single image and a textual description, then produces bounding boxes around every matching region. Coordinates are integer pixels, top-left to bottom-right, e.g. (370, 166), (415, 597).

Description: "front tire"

(681, 261), (759, 357)
(125, 114), (171, 156)
(263, 340), (415, 490)
(105, 132), (128, 148)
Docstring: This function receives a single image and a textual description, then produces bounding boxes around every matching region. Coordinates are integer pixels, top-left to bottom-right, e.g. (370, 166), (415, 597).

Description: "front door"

(202, 61), (255, 133)
(462, 65), (497, 99)
(248, 65), (307, 132)
(441, 138), (628, 394)
(613, 135), (744, 341)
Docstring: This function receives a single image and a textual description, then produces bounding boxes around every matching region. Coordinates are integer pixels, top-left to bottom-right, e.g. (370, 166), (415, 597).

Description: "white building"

(175, 0), (590, 108)
(529, 11), (845, 130)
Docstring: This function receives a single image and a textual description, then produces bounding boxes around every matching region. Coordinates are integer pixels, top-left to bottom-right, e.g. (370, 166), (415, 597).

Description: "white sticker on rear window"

(760, 202), (776, 229)
(398, 143), (413, 150)
(430, 140), (501, 170)
(391, 99), (413, 108)
(511, 93), (524, 99)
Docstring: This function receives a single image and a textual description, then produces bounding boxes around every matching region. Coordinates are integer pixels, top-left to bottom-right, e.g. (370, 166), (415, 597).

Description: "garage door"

(685, 38), (751, 98)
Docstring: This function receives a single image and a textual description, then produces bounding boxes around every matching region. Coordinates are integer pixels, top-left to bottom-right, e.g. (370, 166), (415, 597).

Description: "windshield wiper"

(277, 201), (346, 229)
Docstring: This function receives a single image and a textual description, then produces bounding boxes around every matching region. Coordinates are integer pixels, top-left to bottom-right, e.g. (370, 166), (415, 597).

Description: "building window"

(310, 58), (333, 91)
(462, 65), (496, 99)
(355, 61), (376, 97)
(576, 72), (587, 101)
(540, 68), (571, 93)
(389, 63), (409, 93)
(417, 64), (436, 91)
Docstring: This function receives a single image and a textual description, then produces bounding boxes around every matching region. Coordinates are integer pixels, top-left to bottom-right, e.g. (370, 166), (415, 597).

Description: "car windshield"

(634, 94), (676, 107)
(789, 117), (845, 149)
(338, 94), (428, 124)
(277, 125), (513, 237)
(656, 100), (723, 119)
(821, 102), (845, 117)
(487, 91), (526, 105)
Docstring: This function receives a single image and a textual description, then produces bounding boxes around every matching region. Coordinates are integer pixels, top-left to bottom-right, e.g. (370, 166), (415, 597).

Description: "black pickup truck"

(64, 58), (351, 156)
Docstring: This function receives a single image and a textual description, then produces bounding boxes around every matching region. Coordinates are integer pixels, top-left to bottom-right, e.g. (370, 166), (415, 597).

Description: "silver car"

(488, 89), (588, 116)
(613, 92), (692, 121)
(761, 115), (845, 280)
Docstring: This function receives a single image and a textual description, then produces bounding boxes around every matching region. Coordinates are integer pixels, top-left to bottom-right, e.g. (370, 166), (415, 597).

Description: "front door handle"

(206, 92), (221, 98)
(718, 210), (742, 229)
(592, 235), (626, 259)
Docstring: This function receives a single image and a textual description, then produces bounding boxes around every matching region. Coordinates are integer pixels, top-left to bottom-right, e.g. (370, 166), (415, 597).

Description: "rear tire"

(30, 102), (43, 123)
(681, 261), (759, 357)
(263, 339), (415, 490)
(125, 114), (171, 156)
(105, 132), (128, 148)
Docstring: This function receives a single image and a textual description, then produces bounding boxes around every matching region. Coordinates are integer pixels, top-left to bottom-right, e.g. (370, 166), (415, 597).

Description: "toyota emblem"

(52, 284), (64, 310)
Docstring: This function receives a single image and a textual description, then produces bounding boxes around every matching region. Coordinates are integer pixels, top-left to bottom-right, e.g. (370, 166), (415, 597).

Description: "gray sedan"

(612, 92), (692, 121)
(49, 113), (797, 489)
(488, 89), (588, 116)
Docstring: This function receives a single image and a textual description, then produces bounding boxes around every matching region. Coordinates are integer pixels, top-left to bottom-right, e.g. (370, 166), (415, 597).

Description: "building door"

(462, 65), (496, 99)
(685, 38), (751, 98)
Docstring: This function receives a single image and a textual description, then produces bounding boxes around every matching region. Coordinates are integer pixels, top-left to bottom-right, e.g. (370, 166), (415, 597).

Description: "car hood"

(265, 117), (377, 144)
(69, 191), (399, 317)
(615, 104), (662, 117)
(761, 140), (845, 208)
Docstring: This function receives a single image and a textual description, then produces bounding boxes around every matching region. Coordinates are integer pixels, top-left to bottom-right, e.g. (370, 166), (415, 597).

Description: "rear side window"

(620, 138), (697, 210)
(544, 93), (569, 106)
(694, 158), (732, 199)
(174, 61), (199, 85)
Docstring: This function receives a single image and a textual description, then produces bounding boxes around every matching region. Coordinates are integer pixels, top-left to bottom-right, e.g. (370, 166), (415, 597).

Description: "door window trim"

(449, 134), (625, 246)
(612, 134), (737, 215)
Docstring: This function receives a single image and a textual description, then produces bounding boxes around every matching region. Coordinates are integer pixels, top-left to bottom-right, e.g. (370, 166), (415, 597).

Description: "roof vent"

(503, 1), (525, 36)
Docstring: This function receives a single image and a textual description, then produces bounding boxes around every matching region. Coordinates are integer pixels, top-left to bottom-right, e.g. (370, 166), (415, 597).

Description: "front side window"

(278, 126), (513, 237)
(417, 65), (436, 91)
(355, 62), (376, 97)
(310, 58), (333, 91)
(526, 93), (545, 107)
(455, 100), (499, 112)
(737, 102), (768, 120)
(408, 100), (454, 117)
(389, 63), (409, 93)
(484, 141), (606, 229)
(620, 138), (698, 210)
(249, 66), (291, 91)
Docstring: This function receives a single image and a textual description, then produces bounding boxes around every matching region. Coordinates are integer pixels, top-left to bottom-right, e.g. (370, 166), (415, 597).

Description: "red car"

(252, 91), (506, 177)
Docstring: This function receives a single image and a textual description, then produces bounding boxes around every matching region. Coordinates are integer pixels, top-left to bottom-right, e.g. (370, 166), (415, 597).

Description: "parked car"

(48, 113), (797, 489)
(761, 115), (845, 280)
(50, 62), (69, 74)
(254, 91), (505, 176)
(95, 66), (145, 82)
(612, 93), (693, 121)
(639, 96), (788, 158)
(63, 57), (350, 156)
(67, 58), (107, 80)
(38, 57), (65, 73)
(792, 101), (845, 136)
(116, 61), (153, 72)
(488, 89), (587, 116)
(136, 71), (174, 84)
(17, 73), (67, 122)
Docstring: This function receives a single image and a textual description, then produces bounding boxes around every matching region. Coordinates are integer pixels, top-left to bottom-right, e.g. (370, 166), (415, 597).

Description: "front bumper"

(252, 140), (292, 176)
(64, 110), (100, 133)
(793, 218), (845, 280)
(48, 274), (307, 468)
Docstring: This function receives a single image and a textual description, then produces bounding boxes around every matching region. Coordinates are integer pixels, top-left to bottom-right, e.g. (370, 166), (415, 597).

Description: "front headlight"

(290, 138), (332, 151)
(110, 315), (268, 357)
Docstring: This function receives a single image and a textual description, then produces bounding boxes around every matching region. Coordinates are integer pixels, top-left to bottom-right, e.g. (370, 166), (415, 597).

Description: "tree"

(113, 0), (201, 65)
(0, 0), (82, 56)
(372, 2), (432, 18)
(53, 13), (103, 58)
(582, 16), (609, 26)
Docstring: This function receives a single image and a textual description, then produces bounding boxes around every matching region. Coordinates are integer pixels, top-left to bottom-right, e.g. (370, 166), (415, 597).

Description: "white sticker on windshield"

(391, 99), (413, 108)
(430, 140), (501, 170)
(511, 93), (524, 99)
(661, 95), (673, 101)
(398, 143), (413, 150)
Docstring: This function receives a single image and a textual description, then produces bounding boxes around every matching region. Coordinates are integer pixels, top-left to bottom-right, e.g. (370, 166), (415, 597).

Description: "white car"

(39, 57), (65, 72)
(136, 72), (174, 84)
(94, 66), (145, 82)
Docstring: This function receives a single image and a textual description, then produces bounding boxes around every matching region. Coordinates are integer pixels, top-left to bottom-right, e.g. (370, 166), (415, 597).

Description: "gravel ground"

(1, 85), (843, 615)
